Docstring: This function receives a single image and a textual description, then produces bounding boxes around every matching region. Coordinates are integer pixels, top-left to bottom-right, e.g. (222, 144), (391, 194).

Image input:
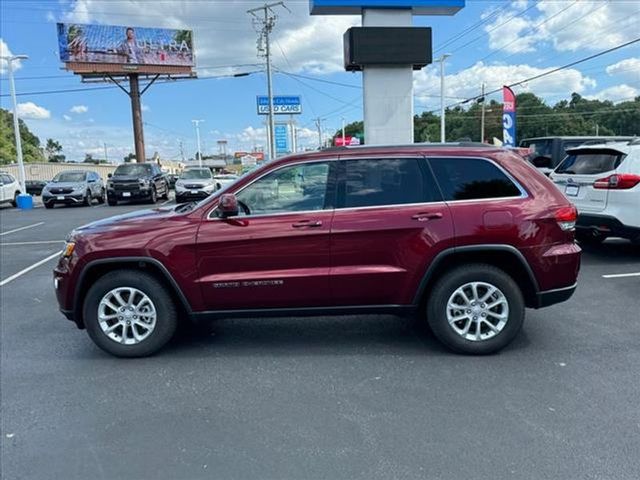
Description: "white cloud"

(63, 1), (359, 75)
(606, 57), (640, 84)
(586, 84), (639, 103)
(414, 61), (597, 109)
(481, 1), (640, 56)
(63, 114), (72, 121)
(0, 38), (24, 74)
(16, 102), (51, 120)
(70, 105), (89, 114)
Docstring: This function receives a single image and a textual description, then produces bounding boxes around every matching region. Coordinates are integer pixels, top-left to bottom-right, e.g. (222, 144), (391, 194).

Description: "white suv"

(550, 140), (640, 244)
(0, 172), (21, 207)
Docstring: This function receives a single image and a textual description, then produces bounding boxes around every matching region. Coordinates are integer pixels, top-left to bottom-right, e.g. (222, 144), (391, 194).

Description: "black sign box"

(344, 27), (433, 71)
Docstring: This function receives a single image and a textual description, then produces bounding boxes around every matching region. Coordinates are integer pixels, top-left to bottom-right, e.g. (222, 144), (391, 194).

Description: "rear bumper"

(535, 283), (577, 308)
(577, 214), (640, 240)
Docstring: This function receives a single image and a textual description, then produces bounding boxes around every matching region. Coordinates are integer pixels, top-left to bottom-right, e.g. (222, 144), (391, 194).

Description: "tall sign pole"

(3, 54), (29, 193)
(248, 2), (290, 161)
(129, 74), (145, 162)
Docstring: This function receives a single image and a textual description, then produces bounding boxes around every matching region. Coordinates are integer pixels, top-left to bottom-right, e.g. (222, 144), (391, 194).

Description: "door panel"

(330, 157), (454, 306)
(196, 211), (334, 310)
(195, 160), (337, 311)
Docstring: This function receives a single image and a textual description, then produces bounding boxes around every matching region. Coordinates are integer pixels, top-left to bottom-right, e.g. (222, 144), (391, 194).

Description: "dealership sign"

(309, 0), (464, 15)
(57, 23), (194, 68)
(257, 96), (302, 115)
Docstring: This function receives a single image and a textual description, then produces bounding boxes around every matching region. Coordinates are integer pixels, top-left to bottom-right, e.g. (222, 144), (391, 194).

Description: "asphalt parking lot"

(1, 199), (639, 480)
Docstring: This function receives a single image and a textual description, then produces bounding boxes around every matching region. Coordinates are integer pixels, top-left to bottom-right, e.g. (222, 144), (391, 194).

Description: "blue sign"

(275, 124), (289, 154)
(310, 0), (464, 15)
(502, 86), (517, 147)
(257, 96), (302, 115)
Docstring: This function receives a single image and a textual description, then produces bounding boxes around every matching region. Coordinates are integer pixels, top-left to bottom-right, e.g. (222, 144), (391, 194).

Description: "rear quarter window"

(555, 150), (625, 175)
(429, 158), (522, 201)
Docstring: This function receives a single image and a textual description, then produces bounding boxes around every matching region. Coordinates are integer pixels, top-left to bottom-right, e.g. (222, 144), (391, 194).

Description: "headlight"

(62, 242), (76, 258)
(139, 179), (151, 187)
(203, 184), (216, 192)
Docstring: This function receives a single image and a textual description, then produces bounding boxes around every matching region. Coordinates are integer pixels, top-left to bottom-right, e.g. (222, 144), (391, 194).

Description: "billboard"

(310, 0), (465, 15)
(502, 86), (517, 148)
(57, 23), (195, 75)
(257, 96), (302, 115)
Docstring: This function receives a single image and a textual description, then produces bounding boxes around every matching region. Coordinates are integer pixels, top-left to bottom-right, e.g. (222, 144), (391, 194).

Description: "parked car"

(42, 171), (104, 209)
(519, 136), (635, 174)
(106, 163), (169, 206)
(54, 143), (581, 357)
(0, 172), (21, 207)
(26, 179), (48, 196)
(550, 140), (640, 244)
(167, 174), (179, 190)
(175, 167), (217, 204)
(213, 173), (239, 191)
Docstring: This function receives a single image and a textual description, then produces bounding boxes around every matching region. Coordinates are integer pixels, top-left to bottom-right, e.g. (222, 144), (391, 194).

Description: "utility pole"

(314, 118), (324, 149)
(341, 117), (346, 146)
(248, 1), (289, 161)
(2, 54), (29, 194)
(179, 140), (185, 163)
(438, 53), (451, 143)
(480, 82), (486, 143)
(103, 142), (108, 163)
(192, 119), (204, 167)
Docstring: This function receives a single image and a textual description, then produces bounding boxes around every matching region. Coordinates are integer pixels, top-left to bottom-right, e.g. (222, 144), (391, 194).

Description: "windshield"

(114, 164), (152, 176)
(555, 150), (625, 175)
(53, 172), (86, 183)
(180, 169), (212, 180)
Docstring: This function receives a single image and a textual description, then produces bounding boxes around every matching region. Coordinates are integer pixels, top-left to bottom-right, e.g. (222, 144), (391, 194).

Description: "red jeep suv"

(54, 144), (581, 357)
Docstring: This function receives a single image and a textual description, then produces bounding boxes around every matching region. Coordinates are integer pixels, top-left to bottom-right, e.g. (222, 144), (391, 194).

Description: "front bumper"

(107, 188), (152, 200)
(175, 189), (212, 201)
(577, 214), (640, 240)
(43, 193), (84, 204)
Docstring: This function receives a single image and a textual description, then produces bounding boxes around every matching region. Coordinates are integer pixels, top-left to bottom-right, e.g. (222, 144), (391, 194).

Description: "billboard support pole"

(129, 74), (146, 163)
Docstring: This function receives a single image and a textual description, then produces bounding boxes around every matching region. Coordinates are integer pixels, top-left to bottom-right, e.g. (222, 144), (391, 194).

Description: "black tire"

(83, 190), (91, 206)
(175, 194), (184, 204)
(107, 198), (118, 206)
(97, 188), (105, 204)
(426, 264), (525, 355)
(44, 201), (54, 209)
(83, 270), (178, 358)
(148, 187), (157, 204)
(161, 182), (169, 200)
(11, 191), (19, 207)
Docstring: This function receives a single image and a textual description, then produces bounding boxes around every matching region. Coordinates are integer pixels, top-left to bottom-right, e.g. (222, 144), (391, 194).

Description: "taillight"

(593, 174), (640, 190)
(555, 205), (577, 231)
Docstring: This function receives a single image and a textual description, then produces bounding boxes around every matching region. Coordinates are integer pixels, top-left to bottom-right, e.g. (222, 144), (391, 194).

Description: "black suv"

(106, 163), (169, 206)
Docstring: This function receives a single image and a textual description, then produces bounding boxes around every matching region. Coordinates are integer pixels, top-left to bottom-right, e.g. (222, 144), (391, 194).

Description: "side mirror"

(218, 193), (239, 217)
(107, 173), (113, 178)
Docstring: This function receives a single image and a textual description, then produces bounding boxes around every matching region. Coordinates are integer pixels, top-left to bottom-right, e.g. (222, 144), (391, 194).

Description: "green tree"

(0, 108), (45, 164)
(123, 152), (136, 163)
(45, 138), (65, 163)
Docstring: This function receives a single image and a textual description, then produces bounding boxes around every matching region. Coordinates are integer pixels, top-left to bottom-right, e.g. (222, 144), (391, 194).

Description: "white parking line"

(0, 251), (62, 287)
(1, 240), (64, 246)
(0, 222), (44, 237)
(602, 272), (640, 279)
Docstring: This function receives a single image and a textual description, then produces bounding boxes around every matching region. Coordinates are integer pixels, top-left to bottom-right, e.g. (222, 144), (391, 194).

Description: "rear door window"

(337, 158), (440, 208)
(555, 150), (625, 175)
(429, 158), (522, 201)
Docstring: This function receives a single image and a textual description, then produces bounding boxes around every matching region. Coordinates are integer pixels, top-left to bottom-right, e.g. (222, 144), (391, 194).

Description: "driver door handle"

(411, 212), (443, 221)
(292, 220), (323, 228)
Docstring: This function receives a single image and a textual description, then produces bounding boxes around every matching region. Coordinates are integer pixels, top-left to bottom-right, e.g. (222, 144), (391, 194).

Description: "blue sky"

(1, 0), (639, 161)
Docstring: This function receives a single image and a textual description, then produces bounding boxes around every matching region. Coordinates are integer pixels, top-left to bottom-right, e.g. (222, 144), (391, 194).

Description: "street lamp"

(192, 119), (204, 167)
(437, 53), (451, 143)
(1, 54), (29, 194)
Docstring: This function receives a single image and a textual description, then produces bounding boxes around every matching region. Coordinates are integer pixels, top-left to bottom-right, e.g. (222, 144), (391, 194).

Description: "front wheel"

(44, 201), (54, 209)
(427, 264), (525, 355)
(161, 182), (169, 200)
(11, 192), (19, 207)
(107, 197), (118, 206)
(83, 270), (178, 357)
(83, 190), (91, 206)
(148, 187), (157, 204)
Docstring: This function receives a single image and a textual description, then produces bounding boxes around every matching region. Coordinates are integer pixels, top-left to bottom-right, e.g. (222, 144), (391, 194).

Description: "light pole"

(341, 117), (346, 146)
(2, 54), (29, 193)
(192, 119), (204, 167)
(438, 53), (451, 143)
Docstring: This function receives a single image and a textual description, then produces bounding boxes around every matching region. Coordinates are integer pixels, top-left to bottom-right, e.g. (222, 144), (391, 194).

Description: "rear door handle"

(411, 212), (443, 221)
(292, 220), (323, 228)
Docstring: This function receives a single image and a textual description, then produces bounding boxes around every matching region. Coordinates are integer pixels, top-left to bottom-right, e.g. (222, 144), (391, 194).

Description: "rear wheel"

(97, 188), (105, 204)
(83, 270), (178, 357)
(427, 264), (525, 355)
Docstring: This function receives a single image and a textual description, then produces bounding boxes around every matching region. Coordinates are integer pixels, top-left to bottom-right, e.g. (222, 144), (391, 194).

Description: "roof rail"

(322, 141), (497, 151)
